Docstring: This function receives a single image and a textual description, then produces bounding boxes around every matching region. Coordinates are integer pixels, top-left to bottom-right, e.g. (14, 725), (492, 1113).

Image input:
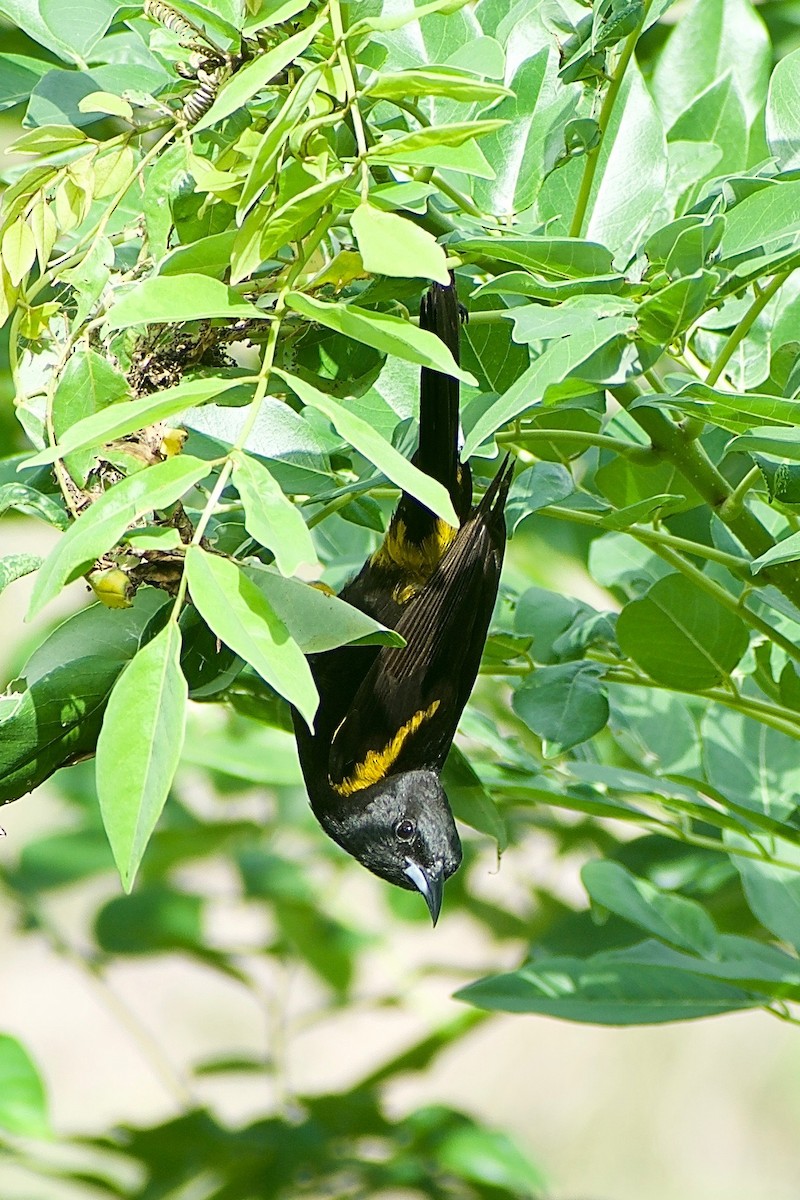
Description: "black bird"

(293, 280), (512, 923)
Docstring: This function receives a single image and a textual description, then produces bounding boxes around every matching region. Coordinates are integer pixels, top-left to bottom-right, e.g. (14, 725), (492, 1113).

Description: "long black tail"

(418, 281), (462, 504)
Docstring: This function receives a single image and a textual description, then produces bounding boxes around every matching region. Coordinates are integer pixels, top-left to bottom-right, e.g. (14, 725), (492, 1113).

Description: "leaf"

(505, 462), (574, 534)
(442, 746), (507, 851)
(702, 706), (800, 820)
(351, 204), (449, 285)
(1, 217), (36, 286)
(50, 349), (130, 484)
(437, 1124), (546, 1197)
(274, 368), (459, 526)
(96, 623), (188, 891)
(39, 0), (121, 59)
(0, 481), (67, 527)
(472, 49), (575, 217)
(728, 834), (800, 953)
(582, 861), (719, 956)
(512, 662), (609, 751)
(719, 180), (800, 275)
(0, 592), (169, 804)
(192, 15), (324, 131)
(105, 275), (270, 329)
(456, 948), (759, 1023)
(23, 375), (248, 469)
(751, 530), (800, 573)
(185, 545), (318, 727)
(285, 292), (477, 385)
(0, 553), (43, 594)
(28, 456), (213, 618)
(459, 236), (614, 277)
(616, 574), (749, 690)
(463, 305), (636, 455)
(0, 53), (50, 112)
(0, 1036), (49, 1138)
(365, 65), (511, 103)
(767, 48), (800, 171)
(246, 565), (403, 652)
(231, 450), (316, 576)
(78, 89), (133, 119)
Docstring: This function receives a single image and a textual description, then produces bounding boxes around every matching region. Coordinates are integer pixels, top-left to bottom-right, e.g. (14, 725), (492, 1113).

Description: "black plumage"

(293, 280), (512, 923)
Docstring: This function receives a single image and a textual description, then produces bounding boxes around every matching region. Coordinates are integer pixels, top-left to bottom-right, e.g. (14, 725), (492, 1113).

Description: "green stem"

(654, 541), (800, 666)
(568, 11), (647, 238)
(170, 212), (336, 617)
(540, 504), (751, 575)
(613, 382), (800, 609)
(430, 172), (484, 219)
(706, 271), (791, 387)
(720, 465), (763, 521)
(602, 666), (800, 741)
(332, 0), (369, 203)
(497, 428), (643, 455)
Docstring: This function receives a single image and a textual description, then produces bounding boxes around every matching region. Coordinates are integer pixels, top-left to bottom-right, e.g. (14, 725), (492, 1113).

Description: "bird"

(292, 279), (512, 924)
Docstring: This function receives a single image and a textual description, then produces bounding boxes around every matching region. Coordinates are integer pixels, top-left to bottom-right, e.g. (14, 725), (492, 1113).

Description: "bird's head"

(317, 769), (462, 924)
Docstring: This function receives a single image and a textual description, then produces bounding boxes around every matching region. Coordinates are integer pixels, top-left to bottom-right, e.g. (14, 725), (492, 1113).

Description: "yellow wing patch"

(330, 700), (440, 797)
(371, 518), (457, 603)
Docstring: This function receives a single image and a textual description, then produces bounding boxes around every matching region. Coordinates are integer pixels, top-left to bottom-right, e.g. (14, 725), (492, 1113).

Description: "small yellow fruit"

(88, 567), (134, 609)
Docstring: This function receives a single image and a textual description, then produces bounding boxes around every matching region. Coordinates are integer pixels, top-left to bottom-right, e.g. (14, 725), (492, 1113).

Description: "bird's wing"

(328, 491), (506, 791)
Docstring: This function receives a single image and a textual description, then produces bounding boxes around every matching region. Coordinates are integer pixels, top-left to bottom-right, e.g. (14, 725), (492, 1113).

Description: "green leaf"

(0, 553), (42, 594)
(767, 48), (800, 171)
(28, 456), (213, 618)
(463, 303), (636, 455)
(650, 379), (800, 434)
(274, 368), (459, 526)
(0, 53), (50, 112)
(459, 236), (614, 277)
(285, 292), (477, 385)
(472, 50), (575, 216)
(351, 204), (449, 285)
(369, 120), (507, 164)
(192, 15), (324, 131)
(105, 275), (270, 329)
(512, 662), (609, 751)
(39, 0), (121, 58)
(96, 623), (188, 892)
(158, 230), (238, 279)
(505, 462), (574, 534)
(637, 271), (716, 346)
(365, 65), (511, 103)
(751, 530), (800, 573)
(1, 217), (36, 286)
(50, 349), (130, 484)
(185, 545), (318, 727)
(238, 65), (324, 217)
(616, 574), (749, 690)
(246, 565), (403, 652)
(0, 592), (169, 804)
(728, 834), (800, 953)
(231, 450), (316, 576)
(720, 180), (800, 275)
(651, 0), (770, 130)
(442, 745), (507, 851)
(703, 706), (800, 820)
(437, 1124), (546, 1197)
(0, 1035), (49, 1138)
(582, 861), (720, 956)
(456, 948), (759, 1023)
(24, 375), (251, 470)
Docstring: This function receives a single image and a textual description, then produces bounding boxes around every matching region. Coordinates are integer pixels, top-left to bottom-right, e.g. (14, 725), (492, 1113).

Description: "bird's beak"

(404, 859), (444, 926)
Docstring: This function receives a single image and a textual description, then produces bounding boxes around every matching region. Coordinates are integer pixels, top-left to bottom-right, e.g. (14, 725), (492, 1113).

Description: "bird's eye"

(396, 818), (416, 841)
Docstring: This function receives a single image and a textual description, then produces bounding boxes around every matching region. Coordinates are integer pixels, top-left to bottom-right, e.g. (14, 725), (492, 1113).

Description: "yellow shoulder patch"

(371, 518), (457, 603)
(330, 700), (440, 797)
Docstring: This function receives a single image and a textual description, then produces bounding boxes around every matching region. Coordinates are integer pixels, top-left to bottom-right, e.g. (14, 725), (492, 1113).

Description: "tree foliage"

(2, 0), (800, 1193)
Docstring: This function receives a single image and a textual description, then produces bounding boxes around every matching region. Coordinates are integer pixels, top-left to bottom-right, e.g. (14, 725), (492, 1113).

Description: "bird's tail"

(417, 280), (462, 507)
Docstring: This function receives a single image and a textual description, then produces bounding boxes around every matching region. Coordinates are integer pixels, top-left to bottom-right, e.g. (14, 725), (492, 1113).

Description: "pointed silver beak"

(404, 859), (445, 925)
